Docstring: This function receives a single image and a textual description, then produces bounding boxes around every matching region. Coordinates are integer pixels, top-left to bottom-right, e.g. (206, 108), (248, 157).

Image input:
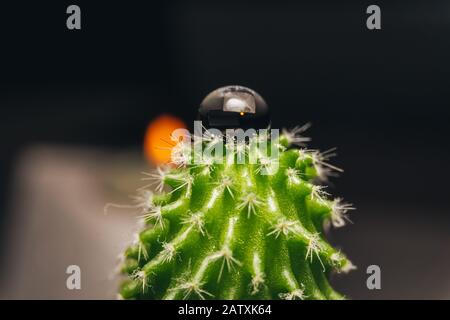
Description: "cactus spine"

(118, 126), (355, 300)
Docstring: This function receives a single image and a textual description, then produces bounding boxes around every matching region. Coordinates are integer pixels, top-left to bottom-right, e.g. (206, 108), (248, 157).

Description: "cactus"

(117, 126), (355, 300)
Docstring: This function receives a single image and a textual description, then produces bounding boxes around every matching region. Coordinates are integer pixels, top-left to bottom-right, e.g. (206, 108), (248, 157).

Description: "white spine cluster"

(237, 192), (263, 218)
(267, 218), (299, 238)
(330, 198), (355, 228)
(305, 233), (325, 271)
(281, 124), (311, 146)
(181, 211), (206, 235)
(310, 148), (344, 181)
(286, 167), (301, 185)
(172, 280), (214, 300)
(250, 253), (265, 295)
(139, 205), (163, 227)
(160, 242), (177, 263)
(141, 167), (167, 192)
(279, 288), (307, 300)
(310, 185), (330, 204)
(131, 269), (148, 293)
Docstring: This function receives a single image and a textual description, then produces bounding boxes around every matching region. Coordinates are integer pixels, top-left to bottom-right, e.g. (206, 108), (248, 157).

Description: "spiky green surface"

(119, 129), (355, 300)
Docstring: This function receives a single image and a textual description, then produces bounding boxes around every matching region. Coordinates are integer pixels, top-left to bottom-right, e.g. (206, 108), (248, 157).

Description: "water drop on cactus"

(117, 87), (355, 300)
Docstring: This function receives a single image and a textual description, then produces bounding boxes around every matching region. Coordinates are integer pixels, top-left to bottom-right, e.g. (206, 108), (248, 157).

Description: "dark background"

(0, 1), (449, 299)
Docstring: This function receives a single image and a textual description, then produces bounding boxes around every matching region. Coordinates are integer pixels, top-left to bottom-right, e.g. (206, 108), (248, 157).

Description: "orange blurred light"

(144, 114), (187, 165)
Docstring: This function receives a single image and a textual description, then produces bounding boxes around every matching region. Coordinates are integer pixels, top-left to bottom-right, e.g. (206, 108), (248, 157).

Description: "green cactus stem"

(117, 126), (355, 300)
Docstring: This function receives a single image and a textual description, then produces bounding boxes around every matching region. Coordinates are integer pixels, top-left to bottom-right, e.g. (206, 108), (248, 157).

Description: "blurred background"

(0, 0), (449, 299)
